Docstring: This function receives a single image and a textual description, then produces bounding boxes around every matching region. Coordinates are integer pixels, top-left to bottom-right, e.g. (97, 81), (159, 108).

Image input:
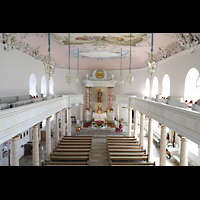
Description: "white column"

(46, 116), (51, 161)
(55, 112), (59, 147)
(147, 117), (153, 162)
(61, 108), (65, 138)
(116, 103), (119, 121)
(67, 107), (71, 136)
(160, 125), (166, 166)
(80, 103), (83, 122)
(11, 135), (19, 166)
(133, 109), (137, 138)
(128, 108), (132, 137)
(33, 124), (39, 166)
(139, 112), (144, 148)
(180, 137), (188, 166)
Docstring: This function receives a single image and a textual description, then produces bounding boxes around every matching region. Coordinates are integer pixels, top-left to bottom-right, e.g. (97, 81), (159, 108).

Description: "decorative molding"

(129, 96), (200, 146)
(0, 94), (83, 144)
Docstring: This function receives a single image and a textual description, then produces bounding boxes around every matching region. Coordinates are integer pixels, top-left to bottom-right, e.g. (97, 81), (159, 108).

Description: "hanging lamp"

(118, 48), (124, 86)
(126, 33), (134, 85)
(145, 33), (158, 79)
(76, 47), (81, 83)
(43, 33), (56, 80)
(66, 33), (73, 86)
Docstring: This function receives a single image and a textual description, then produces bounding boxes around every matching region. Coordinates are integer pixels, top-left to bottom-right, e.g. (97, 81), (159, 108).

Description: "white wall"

(1, 42), (200, 165)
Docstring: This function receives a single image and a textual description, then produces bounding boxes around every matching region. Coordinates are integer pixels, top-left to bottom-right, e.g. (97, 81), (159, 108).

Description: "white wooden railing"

(0, 94), (84, 144)
(128, 96), (200, 146)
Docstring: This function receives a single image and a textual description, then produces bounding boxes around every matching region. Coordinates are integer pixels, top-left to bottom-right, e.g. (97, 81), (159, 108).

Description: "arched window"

(162, 74), (170, 98)
(29, 73), (37, 96)
(144, 78), (150, 96)
(152, 76), (158, 98)
(184, 68), (199, 103)
(41, 76), (47, 97)
(49, 77), (54, 95)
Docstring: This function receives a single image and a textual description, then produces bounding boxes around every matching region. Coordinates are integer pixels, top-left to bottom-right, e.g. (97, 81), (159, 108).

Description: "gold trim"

(95, 70), (104, 79)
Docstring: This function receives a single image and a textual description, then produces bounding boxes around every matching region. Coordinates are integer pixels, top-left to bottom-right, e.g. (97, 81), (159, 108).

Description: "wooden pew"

(109, 161), (155, 166)
(109, 154), (149, 162)
(43, 161), (89, 166)
(50, 154), (90, 162)
(106, 136), (136, 139)
(107, 142), (140, 146)
(108, 149), (146, 153)
(53, 148), (90, 152)
(43, 136), (93, 166)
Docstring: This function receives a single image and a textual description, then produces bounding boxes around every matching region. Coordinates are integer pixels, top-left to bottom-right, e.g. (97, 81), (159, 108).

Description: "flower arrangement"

(75, 125), (82, 132)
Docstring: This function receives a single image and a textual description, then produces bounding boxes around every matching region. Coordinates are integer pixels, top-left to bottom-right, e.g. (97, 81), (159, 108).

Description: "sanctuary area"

(0, 33), (200, 166)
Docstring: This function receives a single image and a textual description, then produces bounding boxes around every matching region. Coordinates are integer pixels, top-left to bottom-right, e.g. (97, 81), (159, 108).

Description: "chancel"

(1, 33), (200, 166)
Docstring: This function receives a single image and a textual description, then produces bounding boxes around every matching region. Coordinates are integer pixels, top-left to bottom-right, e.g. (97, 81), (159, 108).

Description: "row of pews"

(106, 136), (155, 166)
(42, 136), (92, 166)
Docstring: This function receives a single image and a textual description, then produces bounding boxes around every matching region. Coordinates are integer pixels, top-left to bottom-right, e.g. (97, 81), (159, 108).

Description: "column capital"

(148, 117), (152, 119)
(47, 116), (52, 120)
(67, 107), (71, 109)
(33, 123), (40, 127)
(181, 137), (188, 142)
(160, 124), (166, 128)
(12, 135), (20, 140)
(128, 107), (133, 110)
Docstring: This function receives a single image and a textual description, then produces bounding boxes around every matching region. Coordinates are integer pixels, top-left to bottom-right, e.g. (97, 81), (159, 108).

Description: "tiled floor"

(19, 124), (178, 166)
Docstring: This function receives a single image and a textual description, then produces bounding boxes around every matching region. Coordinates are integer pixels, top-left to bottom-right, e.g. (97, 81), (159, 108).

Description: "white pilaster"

(116, 103), (119, 121)
(160, 125), (166, 166)
(128, 108), (132, 137)
(180, 137), (188, 166)
(67, 107), (71, 136)
(147, 117), (153, 162)
(33, 124), (39, 166)
(55, 112), (59, 147)
(11, 135), (19, 166)
(140, 112), (144, 148)
(46, 116), (51, 161)
(61, 108), (65, 138)
(133, 109), (137, 138)
(80, 103), (83, 122)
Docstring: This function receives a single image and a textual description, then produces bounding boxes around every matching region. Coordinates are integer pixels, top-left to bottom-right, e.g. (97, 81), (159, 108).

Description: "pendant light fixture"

(126, 33), (134, 85)
(66, 33), (73, 86)
(145, 33), (158, 79)
(43, 33), (56, 80)
(76, 47), (81, 83)
(118, 48), (124, 86)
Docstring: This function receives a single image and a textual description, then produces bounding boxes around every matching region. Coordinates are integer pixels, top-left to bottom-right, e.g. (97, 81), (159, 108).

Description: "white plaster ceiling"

(1, 33), (199, 71)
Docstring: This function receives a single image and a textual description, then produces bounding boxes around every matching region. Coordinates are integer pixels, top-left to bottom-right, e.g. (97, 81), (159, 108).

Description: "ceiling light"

(146, 33), (158, 79)
(43, 33), (56, 80)
(66, 33), (73, 86)
(126, 33), (134, 85)
(118, 48), (124, 86)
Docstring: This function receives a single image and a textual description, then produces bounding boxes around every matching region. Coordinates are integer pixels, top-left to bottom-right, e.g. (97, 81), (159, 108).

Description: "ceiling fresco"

(1, 33), (200, 70)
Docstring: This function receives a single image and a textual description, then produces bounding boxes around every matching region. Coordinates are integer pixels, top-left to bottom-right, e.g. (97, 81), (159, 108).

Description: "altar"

(83, 70), (117, 126)
(92, 112), (107, 120)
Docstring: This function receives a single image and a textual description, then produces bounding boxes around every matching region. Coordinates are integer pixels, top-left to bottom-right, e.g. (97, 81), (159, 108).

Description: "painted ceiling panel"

(1, 33), (199, 70)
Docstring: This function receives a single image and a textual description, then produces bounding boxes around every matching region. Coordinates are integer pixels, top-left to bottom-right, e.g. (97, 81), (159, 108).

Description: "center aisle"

(89, 136), (109, 166)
